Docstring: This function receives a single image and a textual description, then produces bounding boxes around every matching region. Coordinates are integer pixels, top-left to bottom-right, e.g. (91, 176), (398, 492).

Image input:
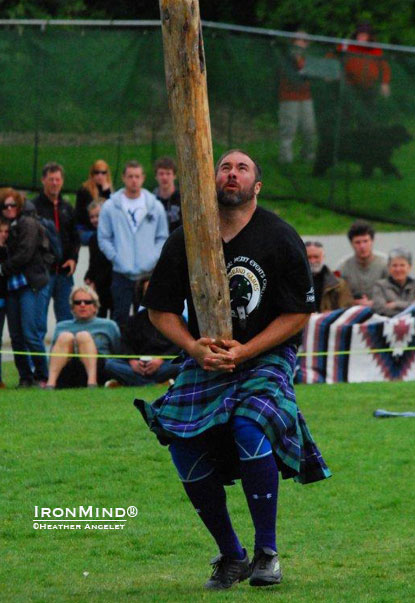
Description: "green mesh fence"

(1, 21), (415, 225)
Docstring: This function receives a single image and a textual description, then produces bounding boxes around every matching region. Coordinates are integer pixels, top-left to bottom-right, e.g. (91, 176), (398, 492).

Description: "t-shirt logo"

(227, 256), (267, 329)
(306, 286), (315, 303)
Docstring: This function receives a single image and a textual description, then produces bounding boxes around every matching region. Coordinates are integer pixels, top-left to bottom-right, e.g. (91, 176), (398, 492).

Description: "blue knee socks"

(183, 474), (245, 559)
(240, 453), (279, 552)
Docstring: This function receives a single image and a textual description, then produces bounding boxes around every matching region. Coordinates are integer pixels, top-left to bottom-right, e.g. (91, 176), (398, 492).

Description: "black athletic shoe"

(204, 551), (250, 590)
(16, 378), (34, 389)
(249, 547), (282, 587)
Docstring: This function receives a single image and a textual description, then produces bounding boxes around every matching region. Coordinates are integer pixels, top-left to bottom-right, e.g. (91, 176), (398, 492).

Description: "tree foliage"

(1, 0), (415, 45)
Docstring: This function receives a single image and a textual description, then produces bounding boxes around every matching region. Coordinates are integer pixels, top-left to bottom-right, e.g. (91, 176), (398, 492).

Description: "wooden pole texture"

(159, 0), (232, 340)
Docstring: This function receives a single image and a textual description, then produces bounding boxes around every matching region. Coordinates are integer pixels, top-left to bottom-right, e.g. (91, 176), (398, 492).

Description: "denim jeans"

(76, 226), (94, 246)
(105, 358), (179, 386)
(111, 272), (136, 330)
(7, 284), (50, 382)
(0, 304), (5, 382)
(46, 273), (74, 325)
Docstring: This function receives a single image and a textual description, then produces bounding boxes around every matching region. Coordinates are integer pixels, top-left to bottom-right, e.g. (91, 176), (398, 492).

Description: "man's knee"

(231, 416), (273, 461)
(169, 439), (215, 482)
(54, 332), (75, 347)
(74, 331), (96, 346)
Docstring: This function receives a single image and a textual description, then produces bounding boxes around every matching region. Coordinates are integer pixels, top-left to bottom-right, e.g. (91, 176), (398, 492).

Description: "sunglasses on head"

(73, 299), (95, 306)
(2, 203), (17, 209)
(93, 170), (107, 175)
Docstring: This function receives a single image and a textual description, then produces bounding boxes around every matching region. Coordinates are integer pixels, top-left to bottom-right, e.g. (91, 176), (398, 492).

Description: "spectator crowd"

(0, 155), (414, 390)
(0, 157), (181, 389)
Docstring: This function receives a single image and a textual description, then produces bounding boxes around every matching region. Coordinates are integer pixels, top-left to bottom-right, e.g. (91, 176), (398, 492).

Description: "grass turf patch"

(1, 379), (415, 601)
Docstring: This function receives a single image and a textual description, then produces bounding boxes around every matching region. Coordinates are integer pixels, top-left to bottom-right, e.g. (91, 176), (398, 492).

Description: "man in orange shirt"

(339, 22), (391, 125)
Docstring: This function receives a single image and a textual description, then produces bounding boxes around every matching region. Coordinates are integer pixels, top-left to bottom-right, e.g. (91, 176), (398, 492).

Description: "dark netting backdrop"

(1, 22), (415, 224)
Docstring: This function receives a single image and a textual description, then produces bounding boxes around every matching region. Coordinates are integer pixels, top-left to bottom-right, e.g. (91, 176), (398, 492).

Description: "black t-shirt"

(143, 206), (315, 346)
(153, 187), (182, 233)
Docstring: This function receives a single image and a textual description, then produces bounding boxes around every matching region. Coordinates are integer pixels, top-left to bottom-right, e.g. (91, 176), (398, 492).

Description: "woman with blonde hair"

(75, 159), (113, 245)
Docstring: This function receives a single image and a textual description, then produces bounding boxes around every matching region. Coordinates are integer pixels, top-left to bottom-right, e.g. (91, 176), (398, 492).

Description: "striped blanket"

(296, 304), (415, 383)
(135, 345), (331, 485)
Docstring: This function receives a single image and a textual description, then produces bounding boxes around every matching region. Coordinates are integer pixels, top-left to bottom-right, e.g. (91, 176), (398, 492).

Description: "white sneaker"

(104, 379), (121, 388)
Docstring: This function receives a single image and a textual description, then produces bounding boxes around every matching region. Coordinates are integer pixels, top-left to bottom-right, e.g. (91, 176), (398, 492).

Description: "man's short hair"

(42, 162), (64, 178)
(69, 285), (100, 310)
(154, 156), (177, 174)
(347, 220), (375, 241)
(123, 160), (144, 175)
(305, 241), (324, 248)
(215, 149), (262, 182)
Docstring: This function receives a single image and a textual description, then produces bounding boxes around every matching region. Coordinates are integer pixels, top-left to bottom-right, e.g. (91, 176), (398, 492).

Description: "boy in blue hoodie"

(98, 160), (168, 330)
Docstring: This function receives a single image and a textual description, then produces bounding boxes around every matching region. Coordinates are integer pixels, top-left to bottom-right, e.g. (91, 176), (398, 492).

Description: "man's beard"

(217, 183), (256, 207)
(310, 262), (324, 275)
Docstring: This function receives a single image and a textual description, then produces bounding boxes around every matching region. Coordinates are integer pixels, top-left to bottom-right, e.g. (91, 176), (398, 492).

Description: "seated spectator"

(75, 160), (113, 245)
(0, 188), (52, 388)
(0, 217), (10, 388)
(372, 248), (415, 317)
(84, 201), (113, 317)
(46, 285), (120, 389)
(104, 275), (180, 387)
(305, 241), (354, 311)
(153, 156), (182, 233)
(337, 220), (388, 306)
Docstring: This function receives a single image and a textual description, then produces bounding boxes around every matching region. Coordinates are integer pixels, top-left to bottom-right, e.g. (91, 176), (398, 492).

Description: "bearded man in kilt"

(135, 149), (331, 590)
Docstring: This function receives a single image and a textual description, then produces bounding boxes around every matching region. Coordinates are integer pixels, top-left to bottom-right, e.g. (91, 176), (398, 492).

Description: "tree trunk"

(159, 0), (232, 340)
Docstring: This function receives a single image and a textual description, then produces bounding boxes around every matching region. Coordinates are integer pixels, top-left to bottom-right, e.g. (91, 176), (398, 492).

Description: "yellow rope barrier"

(1, 346), (415, 359)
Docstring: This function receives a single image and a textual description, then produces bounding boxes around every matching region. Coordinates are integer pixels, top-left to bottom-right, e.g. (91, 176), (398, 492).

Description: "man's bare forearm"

(148, 310), (195, 354)
(212, 313), (310, 369)
(242, 313), (310, 359)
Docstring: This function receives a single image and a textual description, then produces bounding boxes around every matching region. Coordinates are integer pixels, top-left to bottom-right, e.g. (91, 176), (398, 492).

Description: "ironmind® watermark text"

(32, 505), (138, 531)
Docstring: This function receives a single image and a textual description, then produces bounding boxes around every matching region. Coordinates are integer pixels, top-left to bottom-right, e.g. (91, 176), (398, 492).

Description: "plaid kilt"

(134, 345), (331, 485)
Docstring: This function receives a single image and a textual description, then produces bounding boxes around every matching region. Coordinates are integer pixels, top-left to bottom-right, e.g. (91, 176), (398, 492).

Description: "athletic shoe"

(104, 379), (121, 388)
(204, 551), (250, 590)
(249, 547), (282, 587)
(16, 378), (35, 389)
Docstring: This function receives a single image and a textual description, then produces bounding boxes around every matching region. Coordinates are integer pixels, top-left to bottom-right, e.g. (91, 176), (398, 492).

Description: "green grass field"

(1, 367), (415, 602)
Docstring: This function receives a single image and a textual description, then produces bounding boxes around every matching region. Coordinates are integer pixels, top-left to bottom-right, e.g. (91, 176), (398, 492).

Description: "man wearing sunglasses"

(45, 285), (120, 389)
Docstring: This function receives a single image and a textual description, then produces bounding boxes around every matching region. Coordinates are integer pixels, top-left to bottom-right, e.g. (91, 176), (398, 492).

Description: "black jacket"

(32, 192), (80, 270)
(2, 214), (51, 291)
(121, 309), (180, 357)
(75, 185), (111, 228)
(0, 247), (8, 298)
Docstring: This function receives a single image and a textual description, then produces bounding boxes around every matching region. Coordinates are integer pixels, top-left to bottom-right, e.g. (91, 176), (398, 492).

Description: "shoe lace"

(210, 555), (242, 585)
(253, 550), (273, 570)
